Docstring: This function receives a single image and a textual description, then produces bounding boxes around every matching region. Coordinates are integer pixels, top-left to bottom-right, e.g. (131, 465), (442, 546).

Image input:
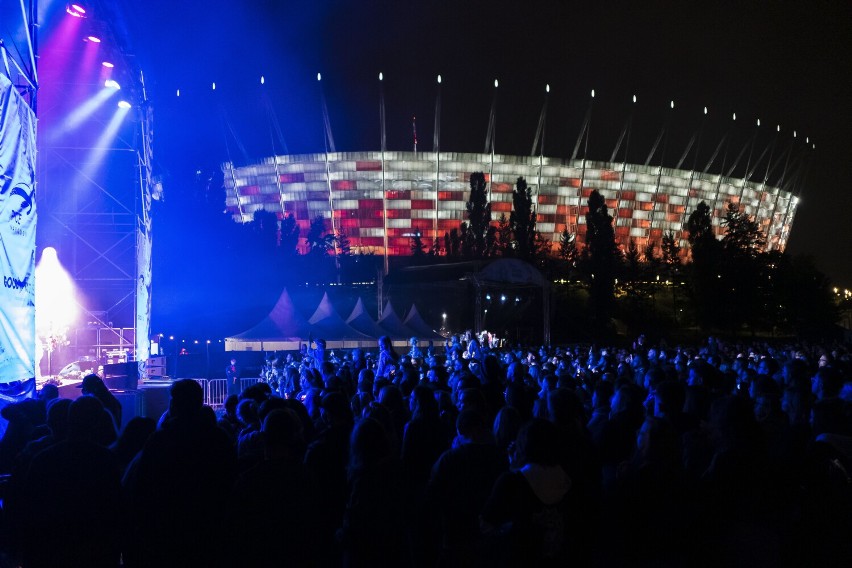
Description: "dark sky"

(115, 0), (850, 286)
(5, 0), (848, 336)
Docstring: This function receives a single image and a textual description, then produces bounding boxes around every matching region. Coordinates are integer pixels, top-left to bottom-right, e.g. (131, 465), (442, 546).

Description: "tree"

(585, 190), (618, 327)
(558, 228), (577, 264)
(644, 240), (661, 274)
(250, 209), (279, 252)
(684, 201), (724, 328)
(496, 213), (512, 257)
(306, 216), (334, 256)
(718, 202), (768, 330)
(463, 172), (492, 259)
(721, 202), (766, 259)
(444, 228), (462, 258)
(336, 228), (351, 256)
(280, 213), (300, 256)
(510, 177), (541, 260)
(429, 237), (442, 257)
(624, 238), (641, 282)
(661, 232), (682, 275)
(411, 232), (426, 257)
(686, 201), (715, 260)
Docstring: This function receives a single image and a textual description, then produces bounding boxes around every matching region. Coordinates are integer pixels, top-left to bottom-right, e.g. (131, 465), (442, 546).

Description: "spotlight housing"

(102, 61), (114, 68)
(117, 100), (131, 109)
(104, 79), (120, 89)
(86, 35), (101, 43)
(67, 4), (86, 17)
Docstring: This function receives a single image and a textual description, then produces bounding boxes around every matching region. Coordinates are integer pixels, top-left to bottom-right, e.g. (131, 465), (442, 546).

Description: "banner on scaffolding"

(0, 73), (37, 384)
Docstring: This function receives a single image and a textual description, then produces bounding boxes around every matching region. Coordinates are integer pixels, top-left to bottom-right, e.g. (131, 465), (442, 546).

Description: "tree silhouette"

(280, 213), (300, 256)
(444, 228), (462, 258)
(411, 232), (426, 257)
(558, 228), (577, 264)
(496, 213), (512, 257)
(585, 190), (618, 327)
(624, 238), (641, 282)
(336, 229), (351, 256)
(685, 201), (724, 327)
(464, 172), (492, 259)
(510, 177), (540, 260)
(306, 216), (334, 256)
(661, 232), (681, 274)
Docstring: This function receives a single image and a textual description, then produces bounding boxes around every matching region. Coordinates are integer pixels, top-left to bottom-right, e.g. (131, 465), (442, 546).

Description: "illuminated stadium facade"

(223, 151), (798, 259)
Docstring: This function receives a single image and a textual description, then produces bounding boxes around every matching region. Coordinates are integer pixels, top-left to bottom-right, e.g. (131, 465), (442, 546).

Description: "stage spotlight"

(86, 35), (101, 43)
(35, 247), (79, 347)
(104, 79), (120, 89)
(102, 61), (114, 68)
(117, 100), (131, 109)
(67, 3), (86, 17)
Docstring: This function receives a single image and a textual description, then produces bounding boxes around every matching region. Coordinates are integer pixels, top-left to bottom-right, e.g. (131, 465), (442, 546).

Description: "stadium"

(223, 150), (798, 260)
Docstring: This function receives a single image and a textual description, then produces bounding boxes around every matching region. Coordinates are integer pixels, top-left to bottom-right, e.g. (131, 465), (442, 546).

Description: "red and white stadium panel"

(223, 152), (797, 256)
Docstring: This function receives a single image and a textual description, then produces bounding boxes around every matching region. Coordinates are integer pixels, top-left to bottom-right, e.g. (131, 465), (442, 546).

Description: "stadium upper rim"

(223, 150), (798, 257)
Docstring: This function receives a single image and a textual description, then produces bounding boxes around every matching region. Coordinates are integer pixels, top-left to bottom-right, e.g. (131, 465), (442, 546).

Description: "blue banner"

(0, 74), (37, 384)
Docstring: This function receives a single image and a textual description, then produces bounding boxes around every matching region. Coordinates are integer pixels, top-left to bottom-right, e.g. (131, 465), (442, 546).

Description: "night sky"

(126, 0), (851, 276)
(6, 0), (852, 336)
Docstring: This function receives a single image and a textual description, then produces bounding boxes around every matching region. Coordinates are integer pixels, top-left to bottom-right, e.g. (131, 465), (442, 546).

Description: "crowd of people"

(0, 332), (850, 567)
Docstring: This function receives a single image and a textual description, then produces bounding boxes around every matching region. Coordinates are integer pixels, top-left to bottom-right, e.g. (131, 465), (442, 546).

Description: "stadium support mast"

(766, 138), (795, 250)
(532, 84), (550, 195)
(612, 95), (636, 231)
(378, 73), (389, 274)
(678, 107), (707, 231)
(574, 90), (595, 230)
(433, 75), (442, 247)
(318, 73), (341, 280)
(485, 79), (498, 200)
(649, 101), (676, 236)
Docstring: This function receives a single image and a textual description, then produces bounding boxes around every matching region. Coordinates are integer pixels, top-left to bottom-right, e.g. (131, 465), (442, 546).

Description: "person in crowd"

(124, 379), (236, 567)
(226, 357), (240, 395)
(230, 408), (319, 567)
(338, 417), (409, 567)
(376, 335), (400, 379)
(305, 391), (354, 562)
(481, 418), (572, 566)
(429, 409), (508, 566)
(14, 396), (123, 567)
(79, 373), (122, 432)
(109, 415), (156, 476)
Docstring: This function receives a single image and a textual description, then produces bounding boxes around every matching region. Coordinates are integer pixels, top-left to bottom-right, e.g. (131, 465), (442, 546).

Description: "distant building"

(224, 151), (797, 260)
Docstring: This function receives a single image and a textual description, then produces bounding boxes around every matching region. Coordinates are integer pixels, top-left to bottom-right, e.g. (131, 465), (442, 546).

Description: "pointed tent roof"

(230, 288), (311, 341)
(345, 298), (386, 340)
(377, 301), (417, 340)
(308, 292), (374, 341)
(402, 304), (443, 340)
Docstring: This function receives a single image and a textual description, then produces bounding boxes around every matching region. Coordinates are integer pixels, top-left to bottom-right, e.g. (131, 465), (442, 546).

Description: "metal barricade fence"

(207, 379), (228, 409)
(240, 377), (262, 392)
(192, 378), (208, 401)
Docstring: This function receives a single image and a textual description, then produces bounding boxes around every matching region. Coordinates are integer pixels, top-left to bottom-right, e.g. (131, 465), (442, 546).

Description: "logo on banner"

(8, 183), (35, 235)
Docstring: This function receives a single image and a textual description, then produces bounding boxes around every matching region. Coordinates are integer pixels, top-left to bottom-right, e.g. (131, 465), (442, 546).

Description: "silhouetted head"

(169, 379), (204, 419)
(515, 418), (561, 467)
(68, 395), (106, 441)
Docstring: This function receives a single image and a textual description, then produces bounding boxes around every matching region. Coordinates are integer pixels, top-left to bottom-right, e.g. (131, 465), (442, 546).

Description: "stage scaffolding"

(2, 0), (154, 373)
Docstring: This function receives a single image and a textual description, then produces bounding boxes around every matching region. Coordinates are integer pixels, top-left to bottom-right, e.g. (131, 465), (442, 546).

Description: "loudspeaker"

(112, 390), (144, 431)
(139, 383), (171, 422)
(103, 362), (140, 390)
